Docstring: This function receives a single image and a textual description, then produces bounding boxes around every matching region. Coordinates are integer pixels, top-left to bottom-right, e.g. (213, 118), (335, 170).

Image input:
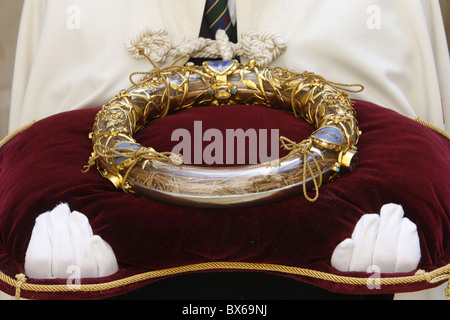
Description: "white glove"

(25, 203), (118, 279)
(331, 203), (421, 273)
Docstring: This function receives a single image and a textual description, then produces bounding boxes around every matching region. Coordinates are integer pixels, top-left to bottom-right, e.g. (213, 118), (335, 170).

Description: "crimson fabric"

(0, 100), (449, 299)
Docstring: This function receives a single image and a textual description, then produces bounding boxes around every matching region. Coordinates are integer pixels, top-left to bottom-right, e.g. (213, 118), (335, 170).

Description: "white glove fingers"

(24, 213), (53, 279)
(69, 211), (99, 278)
(48, 203), (76, 278)
(331, 204), (421, 275)
(25, 203), (119, 280)
(349, 214), (379, 272)
(394, 217), (421, 273)
(90, 235), (119, 277)
(331, 238), (354, 272)
(372, 203), (404, 273)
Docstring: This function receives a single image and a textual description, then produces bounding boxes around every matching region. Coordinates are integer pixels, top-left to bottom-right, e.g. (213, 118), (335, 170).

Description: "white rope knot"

(126, 28), (172, 63)
(176, 38), (208, 57)
(237, 30), (287, 66)
(215, 30), (235, 61)
(126, 27), (287, 65)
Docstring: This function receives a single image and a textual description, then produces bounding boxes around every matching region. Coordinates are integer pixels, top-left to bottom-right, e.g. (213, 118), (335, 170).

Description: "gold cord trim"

(0, 121), (36, 150)
(279, 137), (323, 202)
(407, 116), (450, 140)
(2, 262), (449, 300)
(299, 71), (365, 94)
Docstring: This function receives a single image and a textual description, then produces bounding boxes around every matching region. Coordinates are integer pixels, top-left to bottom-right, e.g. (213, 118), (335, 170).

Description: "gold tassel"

(14, 273), (27, 300)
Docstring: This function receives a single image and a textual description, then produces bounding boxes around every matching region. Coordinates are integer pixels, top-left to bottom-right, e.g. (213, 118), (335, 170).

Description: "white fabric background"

(8, 0), (450, 133)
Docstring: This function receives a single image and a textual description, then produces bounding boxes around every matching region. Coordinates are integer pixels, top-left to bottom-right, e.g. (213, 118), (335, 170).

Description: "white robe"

(8, 0), (450, 133)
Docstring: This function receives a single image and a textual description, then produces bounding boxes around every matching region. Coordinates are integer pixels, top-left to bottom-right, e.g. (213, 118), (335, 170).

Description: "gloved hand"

(331, 203), (421, 273)
(25, 203), (118, 279)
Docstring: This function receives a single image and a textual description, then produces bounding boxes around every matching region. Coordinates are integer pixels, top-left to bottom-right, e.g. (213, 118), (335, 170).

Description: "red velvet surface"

(0, 100), (449, 299)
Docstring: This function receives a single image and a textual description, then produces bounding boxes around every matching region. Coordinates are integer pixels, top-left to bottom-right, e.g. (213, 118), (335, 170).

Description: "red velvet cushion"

(0, 100), (449, 299)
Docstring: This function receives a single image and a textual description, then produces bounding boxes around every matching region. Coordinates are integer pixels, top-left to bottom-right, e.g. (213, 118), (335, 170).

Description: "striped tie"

(205, 0), (235, 39)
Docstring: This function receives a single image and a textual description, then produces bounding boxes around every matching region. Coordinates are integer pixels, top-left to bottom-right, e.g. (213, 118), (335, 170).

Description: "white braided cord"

(126, 28), (287, 65)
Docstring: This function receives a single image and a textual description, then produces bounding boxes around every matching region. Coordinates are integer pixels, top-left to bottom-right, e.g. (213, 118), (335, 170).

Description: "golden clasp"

(203, 60), (239, 101)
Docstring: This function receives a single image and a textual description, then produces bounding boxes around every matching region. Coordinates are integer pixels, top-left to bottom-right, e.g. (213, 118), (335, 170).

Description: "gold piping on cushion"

(406, 116), (450, 140)
(0, 121), (36, 150)
(1, 262), (449, 300)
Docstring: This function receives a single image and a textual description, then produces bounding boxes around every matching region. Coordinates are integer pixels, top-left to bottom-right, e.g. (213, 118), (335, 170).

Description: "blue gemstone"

(207, 60), (234, 73)
(312, 127), (344, 145)
(114, 142), (141, 163)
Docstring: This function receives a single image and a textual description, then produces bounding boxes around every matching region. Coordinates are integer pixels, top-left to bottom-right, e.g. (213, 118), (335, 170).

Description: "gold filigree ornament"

(85, 54), (364, 208)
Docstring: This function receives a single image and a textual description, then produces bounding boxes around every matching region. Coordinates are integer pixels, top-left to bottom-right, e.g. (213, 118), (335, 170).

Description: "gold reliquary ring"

(86, 59), (363, 208)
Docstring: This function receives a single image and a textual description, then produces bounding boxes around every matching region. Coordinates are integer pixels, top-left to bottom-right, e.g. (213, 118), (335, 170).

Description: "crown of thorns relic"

(86, 58), (363, 208)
